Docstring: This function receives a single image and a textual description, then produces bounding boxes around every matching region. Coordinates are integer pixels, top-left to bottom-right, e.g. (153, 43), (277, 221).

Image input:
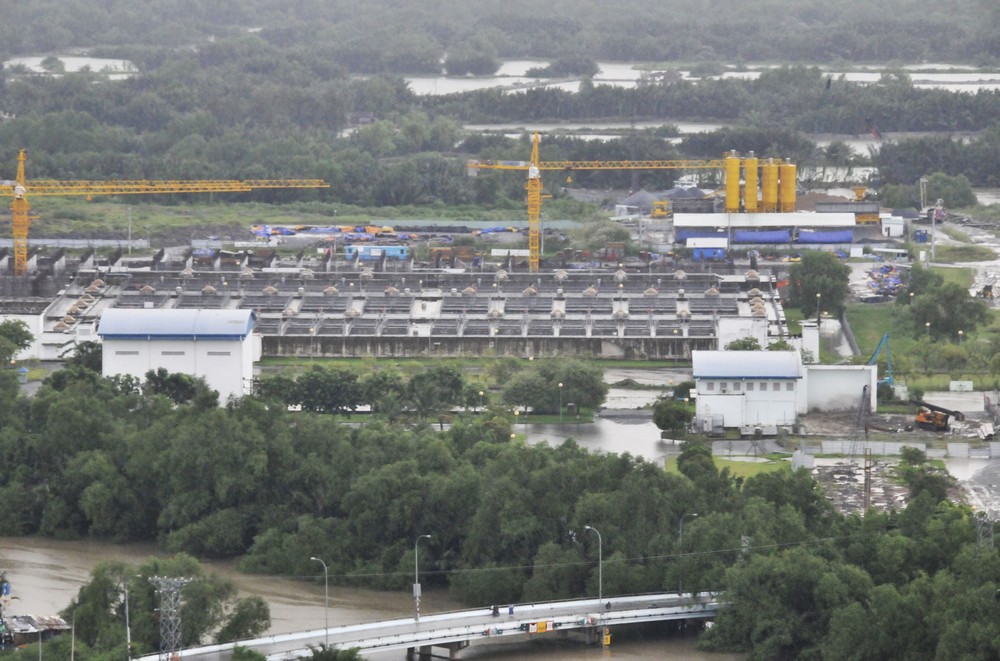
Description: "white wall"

(718, 316), (767, 348)
(695, 379), (802, 428)
(0, 313), (45, 360)
(805, 365), (877, 412)
(103, 336), (253, 401)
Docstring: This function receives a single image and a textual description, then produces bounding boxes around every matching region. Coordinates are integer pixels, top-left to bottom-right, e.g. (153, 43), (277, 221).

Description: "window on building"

(207, 351), (231, 356)
(785, 382), (794, 391)
(772, 382), (780, 391)
(115, 350), (139, 356)
(746, 382), (754, 391)
(733, 382), (741, 392)
(161, 351), (185, 356)
(720, 382), (728, 392)
(760, 382), (767, 390)
(705, 382), (715, 391)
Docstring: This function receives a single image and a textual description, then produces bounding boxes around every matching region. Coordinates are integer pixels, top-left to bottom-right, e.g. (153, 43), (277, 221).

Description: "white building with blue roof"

(692, 350), (877, 432)
(693, 350), (805, 430)
(98, 308), (258, 402)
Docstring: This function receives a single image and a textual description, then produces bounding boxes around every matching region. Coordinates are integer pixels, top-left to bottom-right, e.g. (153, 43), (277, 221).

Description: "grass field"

(939, 226), (972, 243)
(664, 455), (791, 478)
(930, 266), (976, 289)
(25, 197), (599, 241)
(933, 244), (996, 262)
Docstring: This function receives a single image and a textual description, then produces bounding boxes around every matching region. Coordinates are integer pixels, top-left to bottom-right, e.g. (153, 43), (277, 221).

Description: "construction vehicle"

(650, 199), (672, 219)
(0, 149), (329, 275)
(467, 133), (796, 272)
(867, 332), (893, 386)
(911, 399), (965, 431)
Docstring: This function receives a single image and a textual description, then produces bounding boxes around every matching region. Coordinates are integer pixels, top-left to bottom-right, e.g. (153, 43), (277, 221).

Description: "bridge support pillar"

(442, 640), (469, 658)
(406, 640), (468, 660)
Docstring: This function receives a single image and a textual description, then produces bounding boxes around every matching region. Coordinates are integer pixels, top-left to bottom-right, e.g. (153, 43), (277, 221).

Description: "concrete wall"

(103, 336), (252, 401)
(696, 386), (800, 428)
(806, 365), (877, 412)
(0, 313), (45, 360)
(718, 316), (767, 348)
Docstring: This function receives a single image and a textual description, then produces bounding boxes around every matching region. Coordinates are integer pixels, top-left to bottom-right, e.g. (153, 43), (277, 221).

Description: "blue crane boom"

(867, 332), (893, 386)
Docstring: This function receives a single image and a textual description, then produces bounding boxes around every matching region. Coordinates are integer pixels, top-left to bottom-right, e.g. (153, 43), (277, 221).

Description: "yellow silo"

(779, 161), (797, 212)
(725, 151), (740, 213)
(762, 159), (779, 212)
(743, 154), (759, 212)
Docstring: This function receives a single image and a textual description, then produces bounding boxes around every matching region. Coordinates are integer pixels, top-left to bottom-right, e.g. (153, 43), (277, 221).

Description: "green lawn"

(933, 244), (996, 262)
(930, 266), (976, 289)
(939, 226), (972, 243)
(664, 455), (791, 478)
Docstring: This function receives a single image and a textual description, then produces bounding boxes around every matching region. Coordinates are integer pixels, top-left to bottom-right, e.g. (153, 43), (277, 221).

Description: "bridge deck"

(140, 593), (718, 661)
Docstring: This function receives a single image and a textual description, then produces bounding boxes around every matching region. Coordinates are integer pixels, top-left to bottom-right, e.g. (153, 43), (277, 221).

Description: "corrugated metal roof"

(674, 212), (856, 228)
(98, 308), (255, 340)
(693, 350), (802, 379)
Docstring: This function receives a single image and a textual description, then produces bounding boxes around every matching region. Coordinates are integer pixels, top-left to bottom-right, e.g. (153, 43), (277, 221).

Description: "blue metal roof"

(98, 309), (256, 340)
(693, 350), (801, 379)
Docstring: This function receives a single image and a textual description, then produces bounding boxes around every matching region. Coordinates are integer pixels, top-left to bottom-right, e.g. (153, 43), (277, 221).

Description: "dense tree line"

(0, 1), (995, 70)
(0, 358), (998, 657)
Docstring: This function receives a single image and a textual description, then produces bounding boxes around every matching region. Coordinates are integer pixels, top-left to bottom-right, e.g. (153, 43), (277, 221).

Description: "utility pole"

(149, 577), (193, 660)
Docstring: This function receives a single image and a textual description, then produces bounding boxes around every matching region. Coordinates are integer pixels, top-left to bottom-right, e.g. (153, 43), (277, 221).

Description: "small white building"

(98, 308), (258, 402)
(692, 350), (877, 431)
(693, 350), (805, 430)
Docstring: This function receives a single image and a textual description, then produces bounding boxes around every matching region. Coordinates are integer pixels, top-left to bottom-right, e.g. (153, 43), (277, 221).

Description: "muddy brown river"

(0, 537), (740, 660)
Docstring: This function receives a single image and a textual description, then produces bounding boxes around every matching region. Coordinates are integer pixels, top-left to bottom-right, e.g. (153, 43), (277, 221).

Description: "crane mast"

(1, 149), (329, 275)
(468, 133), (730, 272)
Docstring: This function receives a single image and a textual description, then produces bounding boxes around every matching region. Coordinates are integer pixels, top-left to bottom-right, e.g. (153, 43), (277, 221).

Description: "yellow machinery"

(650, 200), (672, 218)
(0, 149), (329, 275)
(467, 135), (797, 271)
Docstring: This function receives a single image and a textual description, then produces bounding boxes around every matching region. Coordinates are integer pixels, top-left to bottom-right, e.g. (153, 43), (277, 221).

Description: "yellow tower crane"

(0, 149), (329, 275)
(468, 133), (732, 272)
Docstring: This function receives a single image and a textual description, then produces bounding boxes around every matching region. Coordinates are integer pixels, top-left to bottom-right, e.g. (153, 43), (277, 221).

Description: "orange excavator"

(911, 400), (964, 431)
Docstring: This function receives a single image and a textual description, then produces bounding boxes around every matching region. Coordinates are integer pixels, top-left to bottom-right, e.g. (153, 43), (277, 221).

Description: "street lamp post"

(815, 292), (821, 326)
(958, 329), (963, 344)
(558, 382), (564, 423)
(309, 557), (329, 647)
(479, 390), (485, 412)
(123, 578), (132, 660)
(584, 525), (603, 608)
(925, 321), (931, 337)
(678, 513), (698, 594)
(414, 534), (431, 622)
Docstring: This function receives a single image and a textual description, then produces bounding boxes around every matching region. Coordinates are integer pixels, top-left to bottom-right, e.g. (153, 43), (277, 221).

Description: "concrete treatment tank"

(743, 155), (759, 212)
(779, 161), (797, 212)
(762, 159), (779, 212)
(725, 151), (740, 213)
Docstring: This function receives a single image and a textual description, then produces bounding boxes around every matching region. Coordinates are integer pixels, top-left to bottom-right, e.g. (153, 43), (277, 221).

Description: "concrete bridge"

(139, 593), (719, 661)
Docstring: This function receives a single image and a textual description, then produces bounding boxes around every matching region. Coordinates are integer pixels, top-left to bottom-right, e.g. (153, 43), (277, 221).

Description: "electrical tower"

(150, 576), (193, 659)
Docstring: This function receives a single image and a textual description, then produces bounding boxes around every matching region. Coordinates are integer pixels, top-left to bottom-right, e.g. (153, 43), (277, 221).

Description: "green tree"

(787, 251), (851, 317)
(62, 340), (103, 372)
(652, 398), (691, 436)
(925, 171), (977, 208)
(725, 337), (762, 350)
(0, 318), (33, 364)
(910, 282), (989, 340)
